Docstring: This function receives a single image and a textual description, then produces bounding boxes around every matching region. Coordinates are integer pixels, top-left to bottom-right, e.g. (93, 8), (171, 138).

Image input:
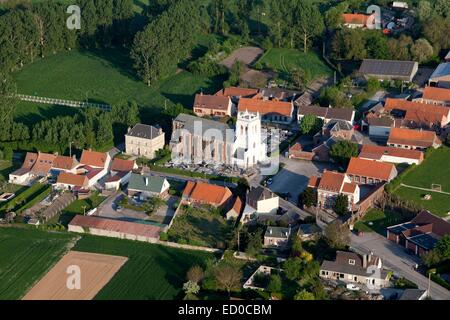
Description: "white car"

(346, 284), (360, 291)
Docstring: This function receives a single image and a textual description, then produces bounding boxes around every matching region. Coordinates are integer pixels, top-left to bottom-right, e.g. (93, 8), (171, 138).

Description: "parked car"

(346, 284), (360, 291)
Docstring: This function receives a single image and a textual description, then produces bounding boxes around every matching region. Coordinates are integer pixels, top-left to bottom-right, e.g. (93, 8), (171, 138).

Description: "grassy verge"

(353, 208), (409, 236)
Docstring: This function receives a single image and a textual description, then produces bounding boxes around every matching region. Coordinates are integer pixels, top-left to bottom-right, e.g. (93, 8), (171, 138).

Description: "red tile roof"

(359, 144), (424, 162)
(385, 98), (450, 119)
(216, 87), (258, 98)
(183, 181), (233, 206)
(53, 155), (78, 170)
(194, 94), (230, 111)
(387, 127), (439, 148)
(69, 215), (161, 238)
(317, 170), (346, 193)
(57, 172), (88, 187)
(308, 176), (321, 188)
(30, 152), (56, 176)
(422, 86), (450, 103)
(342, 182), (357, 194)
(342, 13), (370, 25)
(111, 158), (135, 172)
(346, 157), (396, 181)
(22, 152), (38, 169)
(238, 98), (293, 117)
(80, 150), (108, 168)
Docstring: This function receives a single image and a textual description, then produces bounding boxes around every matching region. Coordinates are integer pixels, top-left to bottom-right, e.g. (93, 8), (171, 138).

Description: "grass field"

(393, 147), (450, 217)
(58, 192), (106, 226)
(73, 234), (216, 300)
(0, 227), (75, 300)
(13, 48), (224, 123)
(0, 183), (49, 215)
(257, 48), (332, 81)
(354, 209), (409, 236)
(168, 205), (232, 248)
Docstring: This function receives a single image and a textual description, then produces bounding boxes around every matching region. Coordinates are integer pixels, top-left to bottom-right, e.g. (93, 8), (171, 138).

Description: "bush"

(394, 277), (418, 289)
(159, 232), (168, 241)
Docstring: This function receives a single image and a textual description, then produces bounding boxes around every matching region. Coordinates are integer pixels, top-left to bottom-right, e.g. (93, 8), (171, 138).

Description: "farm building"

(68, 215), (161, 243)
(346, 157), (398, 184)
(429, 62), (450, 89)
(387, 127), (441, 150)
(358, 59), (418, 82)
(359, 144), (424, 165)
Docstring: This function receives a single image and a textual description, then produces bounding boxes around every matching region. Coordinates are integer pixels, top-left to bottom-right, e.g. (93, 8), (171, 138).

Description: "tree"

(417, 1), (433, 22)
(333, 194), (349, 216)
(387, 35), (413, 61)
(291, 236), (303, 257)
(214, 264), (242, 297)
(187, 265), (204, 284)
(300, 114), (323, 136)
(436, 235), (450, 261)
(299, 187), (317, 208)
(410, 38), (434, 63)
(422, 249), (441, 267)
(294, 289), (315, 300)
(290, 68), (307, 90)
(324, 221), (350, 249)
(329, 141), (359, 168)
(422, 16), (450, 54)
(283, 257), (303, 281)
(295, 0), (325, 53)
(183, 280), (200, 295)
(267, 274), (282, 293)
(245, 230), (263, 257)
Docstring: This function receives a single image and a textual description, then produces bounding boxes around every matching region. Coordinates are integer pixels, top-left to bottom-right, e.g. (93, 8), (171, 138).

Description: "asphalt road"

(350, 232), (450, 300)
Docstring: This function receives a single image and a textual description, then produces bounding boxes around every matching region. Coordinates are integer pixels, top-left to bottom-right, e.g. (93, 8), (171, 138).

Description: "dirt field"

(220, 46), (264, 69)
(22, 251), (127, 300)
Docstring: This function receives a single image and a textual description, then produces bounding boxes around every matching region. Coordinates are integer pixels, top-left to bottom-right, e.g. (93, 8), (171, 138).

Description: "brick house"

(359, 144), (424, 165)
(193, 93), (233, 117)
(387, 210), (450, 257)
(308, 170), (360, 211)
(416, 86), (450, 107)
(346, 157), (397, 185)
(182, 181), (233, 209)
(238, 97), (294, 124)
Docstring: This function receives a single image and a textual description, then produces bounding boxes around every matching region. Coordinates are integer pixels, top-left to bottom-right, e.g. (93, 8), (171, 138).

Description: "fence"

(16, 94), (111, 112)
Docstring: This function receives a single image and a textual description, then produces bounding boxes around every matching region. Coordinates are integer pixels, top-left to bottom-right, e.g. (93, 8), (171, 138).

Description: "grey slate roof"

(128, 173), (167, 193)
(430, 62), (450, 81)
(265, 226), (290, 239)
(399, 289), (427, 300)
(173, 113), (232, 137)
(321, 260), (389, 279)
(247, 186), (276, 207)
(127, 124), (162, 139)
(359, 59), (418, 78)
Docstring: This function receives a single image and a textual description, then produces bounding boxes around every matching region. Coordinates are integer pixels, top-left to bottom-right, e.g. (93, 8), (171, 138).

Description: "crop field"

(0, 227), (76, 300)
(72, 235), (216, 300)
(23, 251), (128, 300)
(393, 147), (450, 217)
(257, 48), (332, 81)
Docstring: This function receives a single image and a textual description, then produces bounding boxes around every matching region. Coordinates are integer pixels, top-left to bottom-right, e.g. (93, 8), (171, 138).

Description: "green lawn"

(257, 48), (332, 81)
(13, 48), (224, 123)
(0, 161), (19, 182)
(353, 209), (409, 236)
(72, 234), (215, 300)
(0, 227), (75, 300)
(58, 192), (106, 226)
(391, 147), (450, 217)
(168, 205), (232, 248)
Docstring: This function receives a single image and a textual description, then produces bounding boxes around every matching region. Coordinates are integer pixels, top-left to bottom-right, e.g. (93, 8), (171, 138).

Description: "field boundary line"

(15, 94), (111, 111)
(400, 183), (450, 195)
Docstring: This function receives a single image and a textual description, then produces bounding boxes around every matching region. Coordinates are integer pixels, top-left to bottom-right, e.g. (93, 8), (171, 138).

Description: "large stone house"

(320, 251), (390, 289)
(125, 124), (165, 160)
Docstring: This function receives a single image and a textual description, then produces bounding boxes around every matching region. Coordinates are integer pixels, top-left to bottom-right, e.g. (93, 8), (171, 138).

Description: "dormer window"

(348, 259), (355, 265)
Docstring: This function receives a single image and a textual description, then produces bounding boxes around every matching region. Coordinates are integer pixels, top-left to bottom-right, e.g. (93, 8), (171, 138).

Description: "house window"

(348, 259), (355, 265)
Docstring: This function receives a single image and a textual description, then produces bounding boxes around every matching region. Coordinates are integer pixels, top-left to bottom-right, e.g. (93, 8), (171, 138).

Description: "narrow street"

(350, 232), (450, 300)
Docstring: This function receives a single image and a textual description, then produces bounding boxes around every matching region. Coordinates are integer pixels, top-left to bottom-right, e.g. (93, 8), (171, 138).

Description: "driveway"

(350, 232), (450, 300)
(268, 157), (338, 204)
(94, 192), (150, 222)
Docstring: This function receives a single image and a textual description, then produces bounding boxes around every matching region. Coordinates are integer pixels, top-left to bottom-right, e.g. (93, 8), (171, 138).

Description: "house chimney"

(145, 177), (149, 186)
(269, 228), (272, 235)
